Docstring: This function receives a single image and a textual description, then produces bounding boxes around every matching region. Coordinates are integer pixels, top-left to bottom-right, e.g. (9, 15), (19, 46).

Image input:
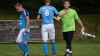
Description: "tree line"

(0, 0), (100, 13)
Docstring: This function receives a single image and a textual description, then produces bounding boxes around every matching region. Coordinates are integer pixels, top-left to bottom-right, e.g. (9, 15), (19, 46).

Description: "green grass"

(0, 41), (100, 56)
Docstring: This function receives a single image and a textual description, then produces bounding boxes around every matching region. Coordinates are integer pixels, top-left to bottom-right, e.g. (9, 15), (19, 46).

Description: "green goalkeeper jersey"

(59, 8), (79, 32)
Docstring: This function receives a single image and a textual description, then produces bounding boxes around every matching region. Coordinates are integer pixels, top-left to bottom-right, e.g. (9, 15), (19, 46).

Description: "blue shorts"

(23, 32), (30, 43)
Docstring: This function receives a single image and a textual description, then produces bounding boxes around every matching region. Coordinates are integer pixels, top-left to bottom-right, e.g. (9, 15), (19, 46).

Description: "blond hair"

(14, 3), (22, 8)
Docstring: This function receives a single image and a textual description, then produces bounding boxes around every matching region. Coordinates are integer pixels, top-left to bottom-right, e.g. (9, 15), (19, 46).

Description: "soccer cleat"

(69, 53), (72, 56)
(24, 52), (29, 56)
(52, 54), (56, 56)
(64, 51), (69, 56)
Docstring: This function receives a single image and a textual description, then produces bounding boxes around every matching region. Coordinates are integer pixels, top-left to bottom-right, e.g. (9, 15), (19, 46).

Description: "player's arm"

(54, 16), (60, 21)
(74, 10), (85, 31)
(76, 18), (85, 31)
(25, 16), (30, 32)
(36, 14), (41, 28)
(12, 24), (18, 32)
(58, 10), (67, 17)
(53, 7), (67, 17)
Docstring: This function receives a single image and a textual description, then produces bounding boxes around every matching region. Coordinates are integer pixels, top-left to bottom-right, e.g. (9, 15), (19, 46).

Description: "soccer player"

(12, 3), (30, 56)
(54, 0), (85, 56)
(36, 0), (67, 56)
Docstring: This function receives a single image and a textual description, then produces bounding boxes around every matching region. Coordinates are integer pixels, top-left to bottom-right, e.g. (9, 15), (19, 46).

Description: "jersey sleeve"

(74, 10), (79, 20)
(53, 7), (59, 15)
(23, 10), (29, 17)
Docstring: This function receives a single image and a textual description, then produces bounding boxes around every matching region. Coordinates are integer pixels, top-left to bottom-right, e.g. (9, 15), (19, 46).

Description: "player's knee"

(43, 42), (47, 44)
(43, 40), (48, 42)
(16, 41), (19, 44)
(50, 39), (55, 42)
(51, 42), (56, 44)
(23, 42), (27, 45)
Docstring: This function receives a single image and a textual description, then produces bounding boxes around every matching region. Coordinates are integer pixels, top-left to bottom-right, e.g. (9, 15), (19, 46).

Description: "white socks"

(69, 51), (72, 54)
(66, 49), (70, 52)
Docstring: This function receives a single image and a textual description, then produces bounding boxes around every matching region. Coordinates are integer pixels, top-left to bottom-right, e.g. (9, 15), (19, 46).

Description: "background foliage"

(0, 0), (100, 13)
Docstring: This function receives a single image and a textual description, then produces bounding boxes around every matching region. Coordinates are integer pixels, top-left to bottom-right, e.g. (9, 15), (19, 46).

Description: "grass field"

(0, 40), (100, 56)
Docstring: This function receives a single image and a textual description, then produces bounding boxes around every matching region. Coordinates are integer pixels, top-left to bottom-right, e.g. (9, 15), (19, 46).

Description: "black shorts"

(63, 31), (74, 41)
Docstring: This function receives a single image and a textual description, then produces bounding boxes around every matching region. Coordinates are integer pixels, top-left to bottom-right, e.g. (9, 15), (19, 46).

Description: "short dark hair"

(63, 0), (70, 4)
(44, 0), (51, 3)
(14, 3), (22, 8)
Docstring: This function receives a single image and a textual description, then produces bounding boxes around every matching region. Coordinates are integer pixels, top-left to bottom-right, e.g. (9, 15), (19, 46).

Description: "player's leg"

(67, 31), (74, 56)
(63, 32), (69, 56)
(48, 24), (56, 56)
(63, 31), (74, 56)
(42, 25), (49, 56)
(16, 29), (26, 54)
(23, 28), (30, 56)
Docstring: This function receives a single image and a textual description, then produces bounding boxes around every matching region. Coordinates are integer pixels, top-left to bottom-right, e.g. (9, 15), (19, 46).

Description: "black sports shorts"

(63, 31), (74, 41)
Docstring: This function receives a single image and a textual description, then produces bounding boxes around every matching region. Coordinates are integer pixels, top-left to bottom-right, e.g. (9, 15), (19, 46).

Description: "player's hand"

(12, 27), (16, 32)
(38, 24), (41, 29)
(82, 27), (85, 31)
(24, 28), (28, 33)
(64, 9), (67, 15)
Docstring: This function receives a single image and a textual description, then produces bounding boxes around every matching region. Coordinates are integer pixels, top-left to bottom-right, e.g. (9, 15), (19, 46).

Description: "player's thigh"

(16, 29), (25, 42)
(48, 24), (55, 40)
(63, 31), (74, 41)
(23, 32), (30, 43)
(67, 31), (74, 40)
(42, 25), (48, 41)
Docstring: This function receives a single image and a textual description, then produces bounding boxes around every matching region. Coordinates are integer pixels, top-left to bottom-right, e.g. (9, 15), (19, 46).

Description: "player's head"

(14, 3), (24, 12)
(63, 0), (70, 9)
(44, 0), (51, 5)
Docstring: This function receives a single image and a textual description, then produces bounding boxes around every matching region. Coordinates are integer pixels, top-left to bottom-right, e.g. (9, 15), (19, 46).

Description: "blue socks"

(22, 32), (29, 53)
(42, 42), (56, 55)
(18, 42), (25, 52)
(43, 42), (48, 55)
(24, 44), (29, 53)
(52, 42), (56, 54)
(18, 42), (28, 54)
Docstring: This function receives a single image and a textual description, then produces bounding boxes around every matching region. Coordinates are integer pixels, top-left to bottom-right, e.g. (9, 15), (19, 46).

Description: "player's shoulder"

(23, 9), (29, 16)
(39, 6), (48, 10)
(59, 9), (65, 13)
(42, 6), (55, 8)
(49, 6), (56, 9)
(40, 6), (45, 8)
(39, 6), (45, 10)
(24, 9), (29, 12)
(69, 8), (77, 12)
(49, 6), (55, 8)
(39, 6), (56, 10)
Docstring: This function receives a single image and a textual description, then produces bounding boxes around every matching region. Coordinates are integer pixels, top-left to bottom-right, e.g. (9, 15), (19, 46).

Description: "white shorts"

(16, 28), (30, 42)
(41, 24), (55, 40)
